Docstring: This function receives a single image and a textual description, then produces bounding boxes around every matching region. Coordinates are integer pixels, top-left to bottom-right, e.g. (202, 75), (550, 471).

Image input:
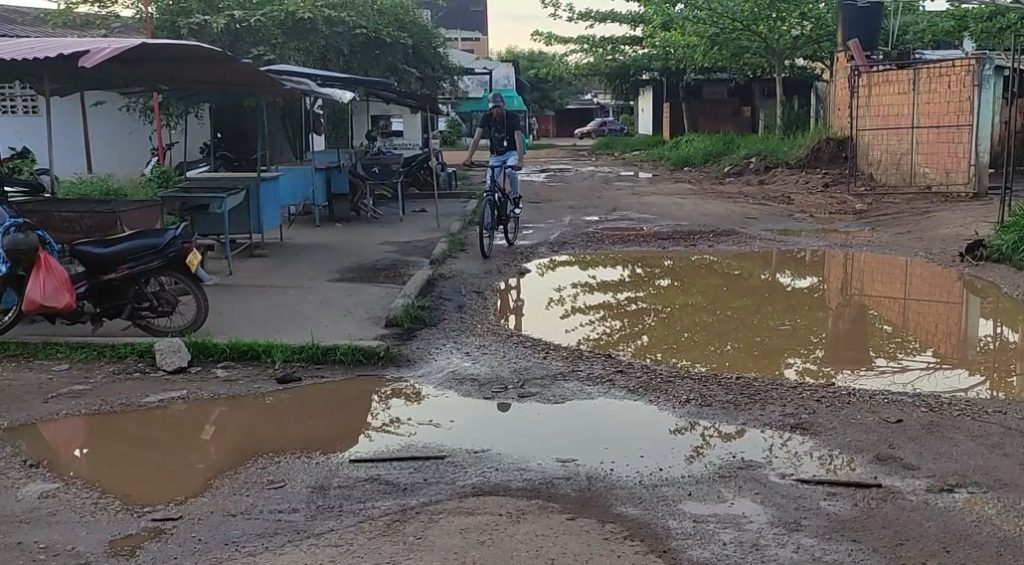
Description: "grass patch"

(592, 135), (666, 155)
(56, 166), (180, 200)
(389, 297), (434, 329)
(592, 129), (834, 169)
(442, 234), (466, 261)
(0, 338), (397, 367)
(465, 195), (484, 227)
(987, 204), (1024, 269)
(527, 142), (567, 150)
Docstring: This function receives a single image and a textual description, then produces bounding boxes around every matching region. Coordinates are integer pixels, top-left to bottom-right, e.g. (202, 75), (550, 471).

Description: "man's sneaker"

(512, 197), (523, 217)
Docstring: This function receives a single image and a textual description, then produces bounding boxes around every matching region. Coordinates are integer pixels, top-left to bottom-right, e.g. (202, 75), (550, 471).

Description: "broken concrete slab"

(154, 339), (191, 374)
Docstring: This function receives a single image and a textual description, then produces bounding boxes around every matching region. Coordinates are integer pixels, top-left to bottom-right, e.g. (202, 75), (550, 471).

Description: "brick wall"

(829, 54), (978, 191)
(825, 251), (965, 359)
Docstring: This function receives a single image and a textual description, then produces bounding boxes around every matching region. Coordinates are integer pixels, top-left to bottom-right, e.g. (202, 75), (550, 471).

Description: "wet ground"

(3, 149), (1024, 564)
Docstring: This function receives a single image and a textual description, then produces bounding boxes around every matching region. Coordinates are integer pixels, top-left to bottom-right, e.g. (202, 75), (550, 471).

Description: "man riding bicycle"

(463, 92), (525, 216)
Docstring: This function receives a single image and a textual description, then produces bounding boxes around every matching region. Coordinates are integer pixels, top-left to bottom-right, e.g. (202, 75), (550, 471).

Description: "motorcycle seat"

(70, 228), (178, 267)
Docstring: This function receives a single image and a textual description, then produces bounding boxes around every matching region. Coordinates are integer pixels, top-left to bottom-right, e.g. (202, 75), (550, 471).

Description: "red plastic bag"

(22, 249), (75, 315)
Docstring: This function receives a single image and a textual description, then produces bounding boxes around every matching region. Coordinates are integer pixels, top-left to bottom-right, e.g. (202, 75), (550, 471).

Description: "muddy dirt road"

(3, 149), (1024, 564)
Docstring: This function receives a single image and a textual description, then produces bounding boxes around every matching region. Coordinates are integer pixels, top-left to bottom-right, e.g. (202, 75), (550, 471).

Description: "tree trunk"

(774, 61), (785, 133)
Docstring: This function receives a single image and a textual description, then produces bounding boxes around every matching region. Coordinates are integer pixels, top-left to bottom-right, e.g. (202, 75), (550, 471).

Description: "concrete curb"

(0, 336), (389, 349)
(386, 196), (480, 327)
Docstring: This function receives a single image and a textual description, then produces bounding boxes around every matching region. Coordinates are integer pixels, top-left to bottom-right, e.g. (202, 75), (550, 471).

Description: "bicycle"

(476, 163), (520, 258)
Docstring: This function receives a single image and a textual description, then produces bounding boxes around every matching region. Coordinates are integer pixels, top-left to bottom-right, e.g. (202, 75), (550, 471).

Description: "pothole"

(107, 528), (165, 560)
(330, 257), (423, 285)
(3, 378), (854, 506)
(498, 250), (1024, 401)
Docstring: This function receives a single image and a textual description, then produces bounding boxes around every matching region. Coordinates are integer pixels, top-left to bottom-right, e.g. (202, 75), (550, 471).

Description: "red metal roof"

(0, 38), (289, 97)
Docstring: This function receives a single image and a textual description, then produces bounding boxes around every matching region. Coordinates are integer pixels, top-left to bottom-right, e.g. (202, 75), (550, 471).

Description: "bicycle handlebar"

(463, 162), (519, 170)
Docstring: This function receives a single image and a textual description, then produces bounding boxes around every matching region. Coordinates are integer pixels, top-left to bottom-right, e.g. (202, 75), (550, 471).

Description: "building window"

(0, 82), (40, 116)
(418, 9), (432, 23)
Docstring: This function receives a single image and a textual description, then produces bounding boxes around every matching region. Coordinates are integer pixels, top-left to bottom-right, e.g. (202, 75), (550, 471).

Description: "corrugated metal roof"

(0, 5), (142, 39)
(0, 38), (290, 96)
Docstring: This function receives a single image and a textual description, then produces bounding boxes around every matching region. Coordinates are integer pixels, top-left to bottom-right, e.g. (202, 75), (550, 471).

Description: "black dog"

(959, 238), (987, 263)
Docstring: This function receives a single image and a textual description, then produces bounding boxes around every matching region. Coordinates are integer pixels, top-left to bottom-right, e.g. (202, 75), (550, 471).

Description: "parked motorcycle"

(171, 134), (244, 177)
(1, 146), (54, 196)
(0, 219), (210, 338)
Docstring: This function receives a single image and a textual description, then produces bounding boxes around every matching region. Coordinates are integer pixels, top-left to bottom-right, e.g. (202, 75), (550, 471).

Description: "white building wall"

(351, 100), (424, 156)
(0, 90), (209, 179)
(637, 85), (655, 136)
(460, 62), (516, 98)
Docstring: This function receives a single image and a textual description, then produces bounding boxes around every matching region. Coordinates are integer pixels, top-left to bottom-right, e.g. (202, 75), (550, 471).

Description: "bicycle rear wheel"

(478, 197), (496, 258)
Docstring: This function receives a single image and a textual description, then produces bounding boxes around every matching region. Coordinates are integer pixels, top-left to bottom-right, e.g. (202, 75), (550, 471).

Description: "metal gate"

(848, 57), (980, 193)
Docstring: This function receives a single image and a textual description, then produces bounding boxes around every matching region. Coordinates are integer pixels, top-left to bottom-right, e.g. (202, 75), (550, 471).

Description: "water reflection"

(498, 250), (1024, 400)
(4, 378), (853, 505)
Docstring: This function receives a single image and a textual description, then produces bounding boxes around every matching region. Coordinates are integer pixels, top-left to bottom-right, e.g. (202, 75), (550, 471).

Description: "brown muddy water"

(3, 378), (854, 506)
(498, 250), (1024, 401)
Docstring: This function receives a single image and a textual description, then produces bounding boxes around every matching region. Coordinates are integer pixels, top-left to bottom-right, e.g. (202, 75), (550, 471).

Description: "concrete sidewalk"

(8, 199), (469, 344)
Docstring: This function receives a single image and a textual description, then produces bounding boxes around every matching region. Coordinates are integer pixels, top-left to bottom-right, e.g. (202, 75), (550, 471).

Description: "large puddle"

(3, 378), (853, 506)
(498, 250), (1024, 400)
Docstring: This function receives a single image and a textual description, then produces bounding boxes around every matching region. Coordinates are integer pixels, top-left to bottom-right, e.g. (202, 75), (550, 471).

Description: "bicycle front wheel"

(503, 212), (520, 246)
(478, 197), (496, 258)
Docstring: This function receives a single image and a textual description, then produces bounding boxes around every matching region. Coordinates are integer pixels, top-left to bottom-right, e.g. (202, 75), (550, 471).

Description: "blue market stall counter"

(160, 172), (283, 275)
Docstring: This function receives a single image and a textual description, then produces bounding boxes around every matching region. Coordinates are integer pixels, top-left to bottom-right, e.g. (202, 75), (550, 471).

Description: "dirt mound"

(796, 136), (848, 170)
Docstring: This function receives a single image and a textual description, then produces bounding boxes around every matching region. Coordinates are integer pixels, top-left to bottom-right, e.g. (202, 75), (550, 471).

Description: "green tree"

(52, 0), (458, 96)
(493, 47), (581, 113)
(535, 0), (834, 132)
(942, 4), (1024, 50)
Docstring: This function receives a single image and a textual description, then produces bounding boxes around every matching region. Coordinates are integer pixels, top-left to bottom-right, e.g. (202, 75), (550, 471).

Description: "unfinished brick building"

(830, 51), (1015, 195)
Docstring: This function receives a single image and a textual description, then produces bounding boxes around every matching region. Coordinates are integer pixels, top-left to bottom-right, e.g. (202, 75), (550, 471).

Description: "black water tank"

(837, 0), (884, 52)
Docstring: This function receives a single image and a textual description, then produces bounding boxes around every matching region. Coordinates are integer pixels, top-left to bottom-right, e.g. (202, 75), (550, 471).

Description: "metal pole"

(910, 66), (919, 188)
(208, 103), (215, 170)
(1008, 40), (1021, 212)
(43, 73), (55, 195)
(182, 105), (189, 175)
(309, 96), (320, 227)
(78, 92), (93, 174)
(429, 109), (441, 229)
(847, 61), (856, 194)
(254, 100), (264, 254)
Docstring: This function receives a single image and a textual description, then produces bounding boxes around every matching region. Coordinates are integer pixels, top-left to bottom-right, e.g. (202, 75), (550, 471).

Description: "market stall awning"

(272, 74), (356, 104)
(0, 37), (289, 96)
(262, 64), (445, 114)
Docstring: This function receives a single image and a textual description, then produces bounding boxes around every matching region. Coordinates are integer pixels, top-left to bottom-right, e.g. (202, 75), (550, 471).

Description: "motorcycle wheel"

(131, 269), (210, 338)
(0, 283), (22, 337)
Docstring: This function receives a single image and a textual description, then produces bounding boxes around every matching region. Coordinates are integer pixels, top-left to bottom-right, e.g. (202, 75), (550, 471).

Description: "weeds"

(592, 129), (834, 170)
(987, 204), (1024, 269)
(592, 135), (666, 155)
(389, 297), (434, 329)
(444, 234), (466, 260)
(0, 338), (397, 367)
(57, 166), (181, 200)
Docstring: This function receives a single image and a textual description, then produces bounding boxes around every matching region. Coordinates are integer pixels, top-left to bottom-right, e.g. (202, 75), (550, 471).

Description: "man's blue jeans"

(486, 152), (520, 197)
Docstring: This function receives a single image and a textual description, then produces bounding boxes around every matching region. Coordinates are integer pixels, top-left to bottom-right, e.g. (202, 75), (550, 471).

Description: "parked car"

(574, 118), (627, 139)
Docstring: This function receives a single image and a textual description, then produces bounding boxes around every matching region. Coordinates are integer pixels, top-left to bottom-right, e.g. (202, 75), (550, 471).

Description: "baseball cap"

(487, 91), (505, 109)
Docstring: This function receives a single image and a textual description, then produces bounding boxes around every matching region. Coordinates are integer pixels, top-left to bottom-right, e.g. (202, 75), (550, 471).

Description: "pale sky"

(488, 0), (623, 50)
